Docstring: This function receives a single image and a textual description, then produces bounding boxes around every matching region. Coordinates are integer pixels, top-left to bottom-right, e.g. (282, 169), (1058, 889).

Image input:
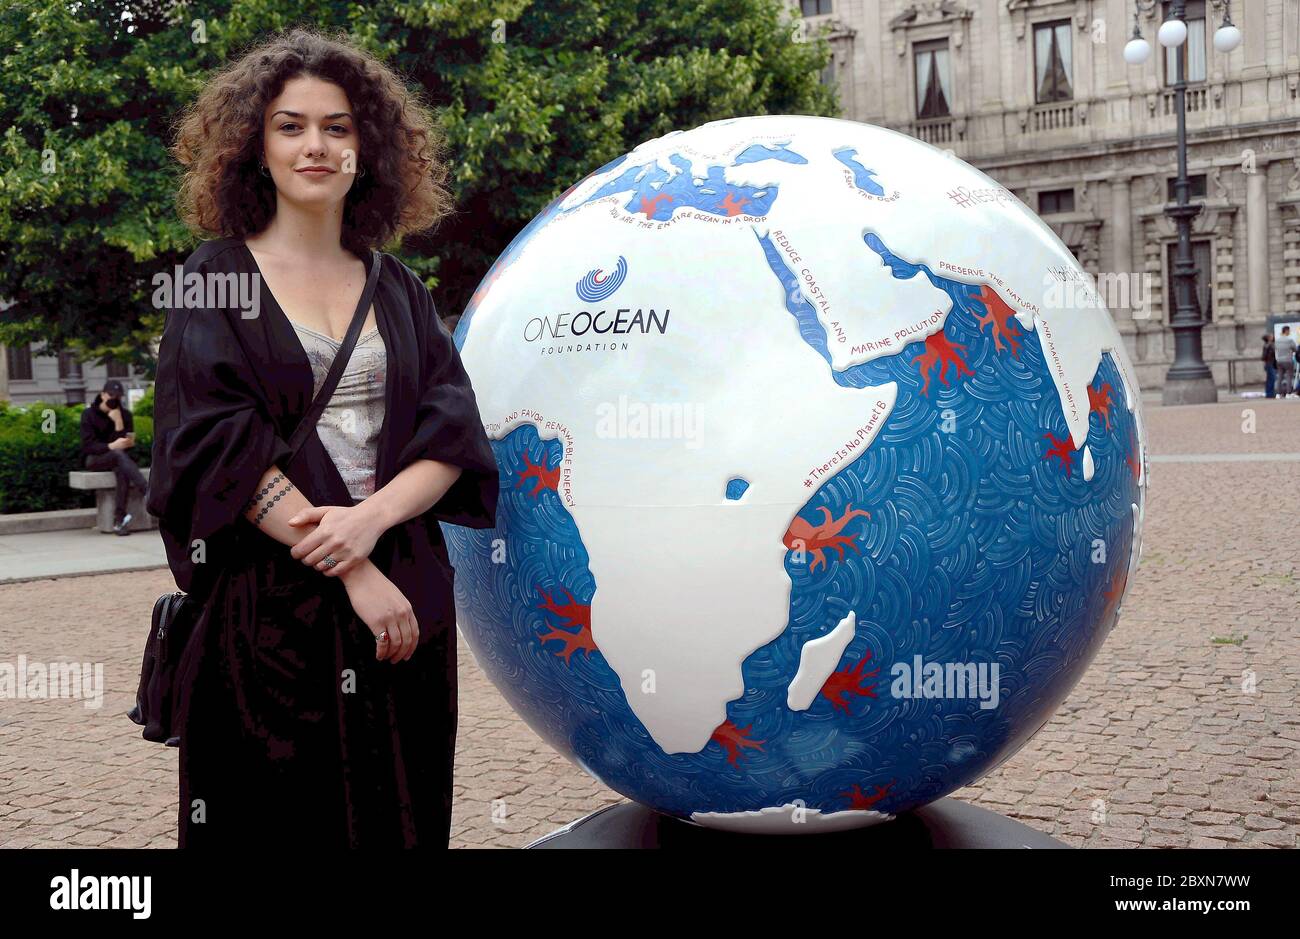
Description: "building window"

(58, 349), (77, 379)
(1166, 174), (1208, 201)
(6, 344), (33, 381)
(1034, 20), (1073, 103)
(1038, 188), (1076, 215)
(106, 357), (129, 378)
(914, 39), (952, 119)
(1165, 239), (1213, 323)
(801, 0), (832, 15)
(1163, 0), (1206, 85)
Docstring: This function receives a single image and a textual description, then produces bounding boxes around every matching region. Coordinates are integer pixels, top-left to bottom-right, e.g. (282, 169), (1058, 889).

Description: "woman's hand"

(287, 503), (386, 578)
(339, 560), (419, 662)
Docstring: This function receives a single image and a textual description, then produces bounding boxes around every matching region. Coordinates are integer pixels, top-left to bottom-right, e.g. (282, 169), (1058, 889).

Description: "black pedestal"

(526, 797), (1066, 849)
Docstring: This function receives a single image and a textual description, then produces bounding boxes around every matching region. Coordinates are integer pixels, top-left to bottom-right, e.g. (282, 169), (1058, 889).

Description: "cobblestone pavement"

(1, 398), (1296, 848)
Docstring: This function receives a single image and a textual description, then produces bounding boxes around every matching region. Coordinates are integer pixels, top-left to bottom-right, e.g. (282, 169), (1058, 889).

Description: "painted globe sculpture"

(442, 115), (1147, 833)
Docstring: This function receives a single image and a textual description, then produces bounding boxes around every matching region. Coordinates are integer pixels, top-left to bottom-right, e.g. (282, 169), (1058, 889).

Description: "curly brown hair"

(172, 26), (454, 256)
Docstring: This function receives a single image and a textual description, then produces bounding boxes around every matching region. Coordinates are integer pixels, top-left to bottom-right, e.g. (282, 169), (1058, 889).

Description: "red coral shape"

(973, 285), (1023, 359)
(535, 586), (597, 664)
(783, 503), (873, 574)
(1125, 429), (1141, 483)
(709, 719), (766, 769)
(516, 451), (560, 497)
(1102, 568), (1129, 628)
(719, 192), (749, 216)
(1042, 433), (1075, 477)
(839, 780), (895, 811)
(913, 331), (974, 396)
(1088, 381), (1115, 432)
(820, 650), (881, 714)
(637, 192), (674, 218)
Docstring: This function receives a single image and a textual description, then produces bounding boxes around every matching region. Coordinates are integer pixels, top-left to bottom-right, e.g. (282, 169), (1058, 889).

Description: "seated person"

(80, 379), (148, 534)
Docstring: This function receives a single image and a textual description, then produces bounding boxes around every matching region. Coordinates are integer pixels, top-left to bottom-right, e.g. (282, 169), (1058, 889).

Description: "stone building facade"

(795, 0), (1300, 391)
(0, 340), (144, 408)
(0, 296), (145, 406)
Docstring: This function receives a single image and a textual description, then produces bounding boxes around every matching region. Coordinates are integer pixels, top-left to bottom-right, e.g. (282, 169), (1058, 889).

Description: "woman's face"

(260, 75), (360, 210)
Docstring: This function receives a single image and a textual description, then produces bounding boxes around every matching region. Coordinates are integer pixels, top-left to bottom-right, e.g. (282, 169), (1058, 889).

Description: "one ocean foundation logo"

(575, 255), (627, 303)
(525, 255), (670, 354)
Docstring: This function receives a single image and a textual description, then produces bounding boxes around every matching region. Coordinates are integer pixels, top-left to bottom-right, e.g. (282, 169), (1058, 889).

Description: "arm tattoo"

(245, 472), (285, 514)
(252, 480), (295, 526)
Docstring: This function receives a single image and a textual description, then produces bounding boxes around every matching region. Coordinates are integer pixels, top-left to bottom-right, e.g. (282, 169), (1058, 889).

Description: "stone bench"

(68, 468), (158, 533)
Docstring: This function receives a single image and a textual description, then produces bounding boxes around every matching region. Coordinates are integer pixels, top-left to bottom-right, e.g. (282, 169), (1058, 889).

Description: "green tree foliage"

(0, 0), (838, 375)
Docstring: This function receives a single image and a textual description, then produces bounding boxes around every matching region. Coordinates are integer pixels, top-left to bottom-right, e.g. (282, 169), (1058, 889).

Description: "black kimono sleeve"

(146, 298), (293, 594)
(394, 273), (499, 530)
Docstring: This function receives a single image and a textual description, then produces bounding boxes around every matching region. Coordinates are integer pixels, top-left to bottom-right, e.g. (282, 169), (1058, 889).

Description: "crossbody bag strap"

(286, 249), (384, 461)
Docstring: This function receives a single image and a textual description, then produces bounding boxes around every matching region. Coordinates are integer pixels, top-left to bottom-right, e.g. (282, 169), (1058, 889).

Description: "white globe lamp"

(1124, 36), (1152, 65)
(1213, 22), (1242, 53)
(1158, 18), (1188, 48)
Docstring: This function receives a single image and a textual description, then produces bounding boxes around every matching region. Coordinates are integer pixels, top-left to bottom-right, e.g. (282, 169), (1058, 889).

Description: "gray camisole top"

(290, 320), (387, 501)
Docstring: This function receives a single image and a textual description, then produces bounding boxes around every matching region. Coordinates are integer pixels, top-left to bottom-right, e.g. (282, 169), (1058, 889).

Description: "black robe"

(145, 238), (498, 848)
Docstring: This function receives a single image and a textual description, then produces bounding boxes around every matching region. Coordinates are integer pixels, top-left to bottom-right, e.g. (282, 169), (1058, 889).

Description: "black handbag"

(128, 590), (197, 745)
(128, 248), (386, 745)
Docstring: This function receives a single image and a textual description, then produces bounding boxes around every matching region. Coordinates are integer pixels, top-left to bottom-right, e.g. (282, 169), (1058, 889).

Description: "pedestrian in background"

(1262, 333), (1277, 398)
(1275, 327), (1297, 398)
(80, 379), (148, 534)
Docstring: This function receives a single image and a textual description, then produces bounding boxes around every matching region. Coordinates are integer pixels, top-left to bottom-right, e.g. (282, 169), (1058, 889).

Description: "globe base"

(527, 798), (1068, 849)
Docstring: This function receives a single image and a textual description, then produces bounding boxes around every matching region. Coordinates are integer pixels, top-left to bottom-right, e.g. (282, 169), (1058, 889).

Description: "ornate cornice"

(890, 1), (974, 55)
(1006, 0), (1095, 41)
(889, 1), (973, 32)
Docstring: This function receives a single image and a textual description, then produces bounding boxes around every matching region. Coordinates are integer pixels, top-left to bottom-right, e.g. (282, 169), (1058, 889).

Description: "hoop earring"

(258, 162), (269, 177)
(357, 164), (366, 178)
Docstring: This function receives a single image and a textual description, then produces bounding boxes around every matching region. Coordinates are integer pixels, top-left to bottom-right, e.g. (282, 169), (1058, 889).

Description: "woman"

(146, 27), (498, 848)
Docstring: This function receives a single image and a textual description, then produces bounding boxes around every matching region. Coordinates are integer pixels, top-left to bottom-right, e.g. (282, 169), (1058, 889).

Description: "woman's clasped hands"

(287, 503), (383, 577)
(288, 504), (418, 663)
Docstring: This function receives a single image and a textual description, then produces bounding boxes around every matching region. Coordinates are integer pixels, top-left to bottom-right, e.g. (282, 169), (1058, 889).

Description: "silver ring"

(378, 631), (389, 643)
(323, 555), (337, 568)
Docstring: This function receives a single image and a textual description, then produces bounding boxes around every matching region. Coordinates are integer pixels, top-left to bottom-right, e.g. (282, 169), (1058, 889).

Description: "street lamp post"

(1124, 0), (1242, 405)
